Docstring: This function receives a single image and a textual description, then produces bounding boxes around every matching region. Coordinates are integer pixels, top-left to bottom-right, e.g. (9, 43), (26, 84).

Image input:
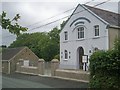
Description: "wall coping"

(51, 59), (59, 63)
(21, 66), (37, 69)
(38, 59), (44, 62)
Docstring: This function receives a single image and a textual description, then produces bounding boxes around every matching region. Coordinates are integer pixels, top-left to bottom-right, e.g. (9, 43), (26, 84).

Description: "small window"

(64, 50), (68, 59)
(64, 31), (68, 40)
(94, 25), (99, 36)
(23, 60), (29, 67)
(77, 27), (84, 39)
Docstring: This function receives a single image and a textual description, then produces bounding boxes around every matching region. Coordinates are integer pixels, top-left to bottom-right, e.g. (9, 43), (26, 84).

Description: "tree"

(48, 27), (61, 43)
(0, 45), (7, 48)
(9, 21), (66, 61)
(9, 31), (60, 61)
(0, 11), (28, 36)
(89, 38), (120, 88)
(60, 20), (67, 30)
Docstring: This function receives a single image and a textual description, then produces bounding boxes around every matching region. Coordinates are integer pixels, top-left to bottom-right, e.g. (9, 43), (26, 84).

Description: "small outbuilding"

(2, 47), (39, 74)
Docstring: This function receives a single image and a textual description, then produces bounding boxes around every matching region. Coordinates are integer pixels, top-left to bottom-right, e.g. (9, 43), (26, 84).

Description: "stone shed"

(2, 47), (39, 74)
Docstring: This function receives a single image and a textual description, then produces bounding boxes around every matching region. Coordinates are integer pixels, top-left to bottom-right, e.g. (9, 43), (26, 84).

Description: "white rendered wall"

(60, 5), (109, 69)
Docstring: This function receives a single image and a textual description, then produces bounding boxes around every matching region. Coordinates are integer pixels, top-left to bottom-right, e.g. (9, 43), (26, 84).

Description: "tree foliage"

(89, 38), (120, 88)
(9, 21), (66, 61)
(9, 27), (61, 61)
(0, 11), (28, 36)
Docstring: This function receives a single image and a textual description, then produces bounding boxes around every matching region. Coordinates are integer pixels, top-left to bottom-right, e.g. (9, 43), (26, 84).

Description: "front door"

(78, 47), (84, 69)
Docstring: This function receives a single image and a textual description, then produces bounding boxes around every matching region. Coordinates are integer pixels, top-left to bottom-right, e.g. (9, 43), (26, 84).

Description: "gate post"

(38, 59), (44, 75)
(51, 59), (59, 76)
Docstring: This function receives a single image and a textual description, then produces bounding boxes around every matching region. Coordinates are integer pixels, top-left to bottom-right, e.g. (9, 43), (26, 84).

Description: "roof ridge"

(83, 4), (119, 15)
(2, 47), (27, 60)
(83, 4), (119, 26)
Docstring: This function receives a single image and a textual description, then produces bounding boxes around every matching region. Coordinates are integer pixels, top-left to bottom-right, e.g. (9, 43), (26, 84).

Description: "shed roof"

(2, 47), (25, 61)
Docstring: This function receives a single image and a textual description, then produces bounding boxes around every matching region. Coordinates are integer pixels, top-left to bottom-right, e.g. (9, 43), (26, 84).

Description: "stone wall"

(51, 59), (59, 76)
(55, 69), (90, 82)
(51, 59), (89, 82)
(108, 27), (120, 49)
(16, 59), (44, 75)
(2, 61), (9, 74)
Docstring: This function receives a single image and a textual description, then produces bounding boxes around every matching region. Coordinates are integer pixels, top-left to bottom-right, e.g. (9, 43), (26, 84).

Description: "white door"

(23, 60), (29, 67)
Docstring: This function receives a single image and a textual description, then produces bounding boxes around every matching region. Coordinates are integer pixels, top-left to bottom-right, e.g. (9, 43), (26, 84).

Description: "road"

(2, 73), (89, 88)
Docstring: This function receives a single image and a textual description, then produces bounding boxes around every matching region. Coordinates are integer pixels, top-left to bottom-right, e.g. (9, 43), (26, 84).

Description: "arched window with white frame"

(77, 27), (84, 39)
(64, 50), (68, 59)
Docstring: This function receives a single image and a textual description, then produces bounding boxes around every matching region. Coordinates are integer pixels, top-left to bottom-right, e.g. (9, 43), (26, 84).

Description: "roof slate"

(84, 5), (120, 27)
(2, 47), (25, 61)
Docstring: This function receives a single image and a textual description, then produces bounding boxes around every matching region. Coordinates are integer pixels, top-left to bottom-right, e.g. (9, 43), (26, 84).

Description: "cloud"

(1, 1), (119, 46)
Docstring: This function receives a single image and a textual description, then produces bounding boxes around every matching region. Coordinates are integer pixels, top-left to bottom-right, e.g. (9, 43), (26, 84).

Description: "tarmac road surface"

(2, 73), (89, 88)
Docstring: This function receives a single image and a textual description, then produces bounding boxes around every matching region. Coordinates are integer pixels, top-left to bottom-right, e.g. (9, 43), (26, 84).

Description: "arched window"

(77, 27), (84, 39)
(64, 31), (68, 40)
(64, 50), (68, 59)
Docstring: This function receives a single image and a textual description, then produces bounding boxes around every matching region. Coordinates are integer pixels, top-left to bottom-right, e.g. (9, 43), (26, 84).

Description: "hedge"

(89, 39), (120, 88)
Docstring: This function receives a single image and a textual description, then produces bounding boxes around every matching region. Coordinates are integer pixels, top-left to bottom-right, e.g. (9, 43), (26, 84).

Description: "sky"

(0, 0), (120, 46)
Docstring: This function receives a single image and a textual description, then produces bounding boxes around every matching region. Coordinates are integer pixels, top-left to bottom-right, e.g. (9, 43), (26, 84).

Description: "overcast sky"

(0, 0), (119, 46)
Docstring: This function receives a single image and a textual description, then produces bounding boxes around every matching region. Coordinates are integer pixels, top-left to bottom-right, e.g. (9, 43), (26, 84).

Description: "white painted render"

(59, 4), (109, 70)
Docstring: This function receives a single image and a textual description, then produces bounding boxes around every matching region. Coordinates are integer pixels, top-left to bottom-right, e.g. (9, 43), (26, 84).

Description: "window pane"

(82, 32), (84, 38)
(97, 29), (99, 36)
(65, 50), (68, 59)
(77, 27), (84, 39)
(94, 25), (99, 36)
(64, 32), (68, 40)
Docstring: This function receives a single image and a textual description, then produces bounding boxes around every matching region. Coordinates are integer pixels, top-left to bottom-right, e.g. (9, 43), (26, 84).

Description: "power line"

(2, 0), (95, 39)
(27, 0), (95, 27)
(3, 0), (111, 39)
(29, 0), (111, 31)
(94, 0), (111, 7)
(27, 8), (75, 27)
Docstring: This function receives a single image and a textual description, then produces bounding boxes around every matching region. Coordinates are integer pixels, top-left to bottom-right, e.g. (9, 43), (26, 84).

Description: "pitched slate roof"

(2, 47), (25, 61)
(84, 5), (120, 27)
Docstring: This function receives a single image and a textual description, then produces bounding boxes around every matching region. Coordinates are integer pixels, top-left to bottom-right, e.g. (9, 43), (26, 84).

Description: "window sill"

(63, 59), (68, 61)
(93, 36), (100, 39)
(76, 38), (85, 41)
(63, 40), (68, 43)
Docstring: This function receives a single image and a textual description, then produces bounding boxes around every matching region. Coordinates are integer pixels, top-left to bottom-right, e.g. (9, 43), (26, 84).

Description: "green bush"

(54, 54), (60, 60)
(89, 39), (120, 88)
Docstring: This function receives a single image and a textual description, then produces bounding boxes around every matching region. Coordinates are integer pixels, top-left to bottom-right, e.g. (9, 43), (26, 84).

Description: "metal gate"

(44, 62), (51, 76)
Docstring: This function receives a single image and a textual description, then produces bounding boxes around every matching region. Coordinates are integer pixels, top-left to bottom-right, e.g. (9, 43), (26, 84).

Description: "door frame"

(77, 47), (84, 69)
